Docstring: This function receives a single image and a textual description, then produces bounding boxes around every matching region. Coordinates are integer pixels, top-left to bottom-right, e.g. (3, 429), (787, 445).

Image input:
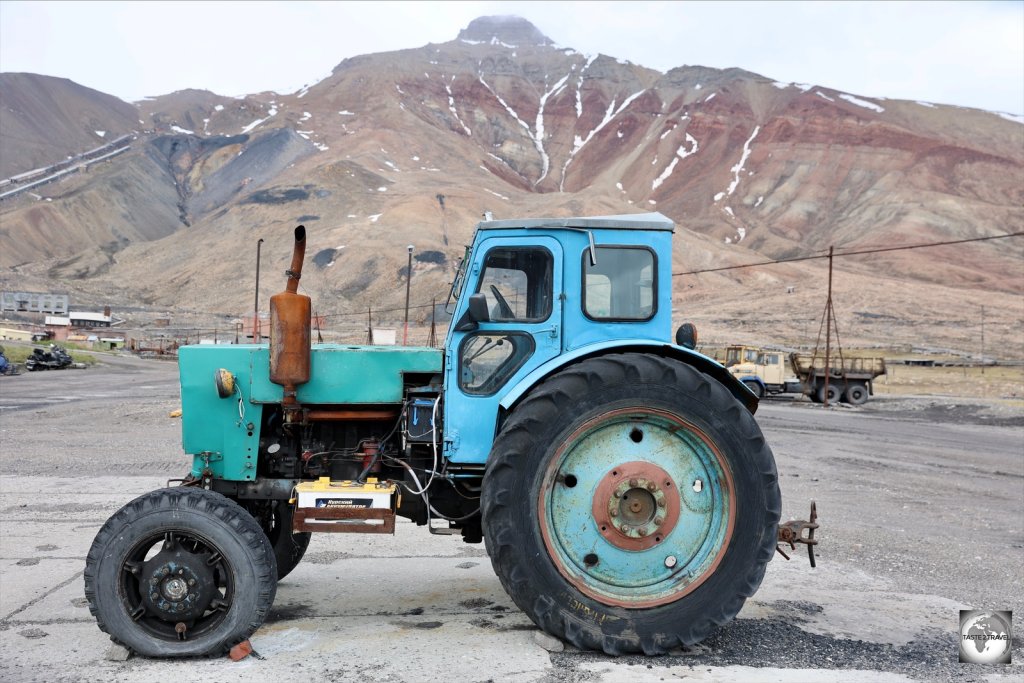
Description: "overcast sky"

(1, 0), (1021, 114)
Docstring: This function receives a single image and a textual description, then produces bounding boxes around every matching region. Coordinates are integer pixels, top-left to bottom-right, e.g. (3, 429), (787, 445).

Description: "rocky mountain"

(0, 16), (1021, 355)
(0, 73), (140, 177)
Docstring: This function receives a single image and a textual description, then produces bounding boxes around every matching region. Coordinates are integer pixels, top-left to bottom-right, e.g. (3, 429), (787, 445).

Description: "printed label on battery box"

(316, 498), (372, 508)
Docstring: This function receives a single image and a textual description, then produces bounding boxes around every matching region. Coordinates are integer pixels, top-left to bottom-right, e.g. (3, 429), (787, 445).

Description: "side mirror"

(468, 293), (490, 323)
(454, 292), (491, 332)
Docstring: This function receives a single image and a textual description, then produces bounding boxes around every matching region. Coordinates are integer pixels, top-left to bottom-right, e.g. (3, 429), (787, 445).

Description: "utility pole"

(403, 245), (414, 345)
(253, 238), (264, 342)
(981, 305), (986, 378)
(823, 247), (833, 407)
(436, 194), (449, 246)
(427, 298), (437, 348)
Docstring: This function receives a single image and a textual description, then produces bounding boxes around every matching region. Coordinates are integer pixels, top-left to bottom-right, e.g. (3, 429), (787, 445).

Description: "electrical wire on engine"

(393, 458), (480, 522)
(354, 402), (408, 483)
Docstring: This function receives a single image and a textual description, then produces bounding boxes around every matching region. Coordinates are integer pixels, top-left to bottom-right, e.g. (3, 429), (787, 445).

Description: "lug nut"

(654, 516), (664, 526)
(629, 478), (639, 487)
(646, 482), (657, 491)
(610, 509), (618, 517)
(637, 528), (648, 537)
(657, 499), (666, 508)
(665, 556), (677, 568)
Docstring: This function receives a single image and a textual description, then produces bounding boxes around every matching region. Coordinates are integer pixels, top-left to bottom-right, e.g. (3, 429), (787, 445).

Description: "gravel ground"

(0, 354), (1021, 682)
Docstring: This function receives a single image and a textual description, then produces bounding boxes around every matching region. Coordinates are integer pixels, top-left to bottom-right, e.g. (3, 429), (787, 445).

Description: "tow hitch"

(776, 501), (819, 567)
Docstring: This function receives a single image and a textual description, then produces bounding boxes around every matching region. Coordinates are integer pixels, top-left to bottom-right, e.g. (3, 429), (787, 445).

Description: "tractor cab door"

(443, 236), (563, 464)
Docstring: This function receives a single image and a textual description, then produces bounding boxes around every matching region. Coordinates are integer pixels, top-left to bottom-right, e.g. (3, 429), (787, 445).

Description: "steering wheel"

(490, 285), (515, 319)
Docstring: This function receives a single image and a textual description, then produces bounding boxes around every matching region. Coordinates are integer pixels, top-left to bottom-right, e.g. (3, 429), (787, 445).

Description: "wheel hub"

(140, 550), (217, 621)
(593, 462), (681, 551)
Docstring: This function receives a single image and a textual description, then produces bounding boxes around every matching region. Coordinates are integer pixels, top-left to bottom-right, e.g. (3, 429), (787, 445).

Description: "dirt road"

(0, 355), (1020, 682)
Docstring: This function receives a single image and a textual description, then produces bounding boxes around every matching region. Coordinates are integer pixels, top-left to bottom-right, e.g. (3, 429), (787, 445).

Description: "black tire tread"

(84, 487), (277, 657)
(844, 382), (869, 405)
(482, 353), (781, 655)
(241, 500), (311, 581)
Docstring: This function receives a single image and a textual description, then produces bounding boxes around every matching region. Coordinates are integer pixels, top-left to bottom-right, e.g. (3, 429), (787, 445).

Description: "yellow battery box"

(292, 477), (399, 534)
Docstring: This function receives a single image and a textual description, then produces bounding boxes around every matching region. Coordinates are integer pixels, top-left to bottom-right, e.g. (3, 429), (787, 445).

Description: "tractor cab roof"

(477, 212), (674, 232)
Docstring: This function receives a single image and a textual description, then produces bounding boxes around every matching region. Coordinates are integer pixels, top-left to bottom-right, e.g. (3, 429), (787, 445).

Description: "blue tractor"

(85, 214), (815, 657)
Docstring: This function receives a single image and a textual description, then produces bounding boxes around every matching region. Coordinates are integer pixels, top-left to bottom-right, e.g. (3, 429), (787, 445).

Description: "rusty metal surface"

(292, 507), (396, 534)
(269, 226), (311, 413)
(591, 461), (681, 552)
(304, 409), (400, 421)
(776, 500), (819, 567)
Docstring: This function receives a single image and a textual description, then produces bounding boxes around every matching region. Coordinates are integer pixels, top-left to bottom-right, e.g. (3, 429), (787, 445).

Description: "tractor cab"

(442, 213), (700, 463)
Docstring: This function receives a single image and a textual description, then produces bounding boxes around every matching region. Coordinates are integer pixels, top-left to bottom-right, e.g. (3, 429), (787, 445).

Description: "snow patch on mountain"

(652, 133), (699, 190)
(561, 89), (646, 190)
(839, 94), (884, 113)
(715, 126), (760, 202)
(445, 79), (472, 136)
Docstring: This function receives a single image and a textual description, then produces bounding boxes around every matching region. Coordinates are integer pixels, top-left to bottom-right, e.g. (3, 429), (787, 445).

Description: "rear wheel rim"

(539, 408), (735, 608)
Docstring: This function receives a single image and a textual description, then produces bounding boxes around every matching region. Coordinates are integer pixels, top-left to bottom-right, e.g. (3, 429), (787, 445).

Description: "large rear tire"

(481, 353), (781, 655)
(84, 488), (277, 657)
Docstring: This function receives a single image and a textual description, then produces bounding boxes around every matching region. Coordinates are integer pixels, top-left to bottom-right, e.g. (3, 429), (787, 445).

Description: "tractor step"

(291, 477), (399, 534)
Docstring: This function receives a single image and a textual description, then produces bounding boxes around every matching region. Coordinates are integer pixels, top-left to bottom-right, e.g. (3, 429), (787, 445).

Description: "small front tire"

(84, 488), (277, 657)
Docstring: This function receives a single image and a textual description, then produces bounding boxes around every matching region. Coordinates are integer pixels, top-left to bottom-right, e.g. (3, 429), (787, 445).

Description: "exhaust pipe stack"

(269, 226), (311, 416)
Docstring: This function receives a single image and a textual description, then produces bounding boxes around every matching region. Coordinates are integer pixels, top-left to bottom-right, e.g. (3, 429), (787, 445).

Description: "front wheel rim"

(117, 529), (235, 642)
(539, 407), (736, 608)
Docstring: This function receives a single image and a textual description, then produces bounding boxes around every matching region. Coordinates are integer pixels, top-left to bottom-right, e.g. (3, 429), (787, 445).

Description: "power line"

(319, 298), (444, 320)
(672, 232), (1024, 277)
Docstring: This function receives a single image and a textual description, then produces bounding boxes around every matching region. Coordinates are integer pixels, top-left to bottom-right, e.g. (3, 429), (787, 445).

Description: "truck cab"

(724, 345), (760, 367)
(729, 348), (803, 398)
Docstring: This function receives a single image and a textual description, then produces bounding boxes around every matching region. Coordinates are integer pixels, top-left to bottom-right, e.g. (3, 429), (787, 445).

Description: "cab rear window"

(583, 247), (656, 321)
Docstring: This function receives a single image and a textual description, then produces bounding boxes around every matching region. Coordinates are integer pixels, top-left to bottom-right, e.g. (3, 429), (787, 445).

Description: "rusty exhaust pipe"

(269, 226), (311, 417)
